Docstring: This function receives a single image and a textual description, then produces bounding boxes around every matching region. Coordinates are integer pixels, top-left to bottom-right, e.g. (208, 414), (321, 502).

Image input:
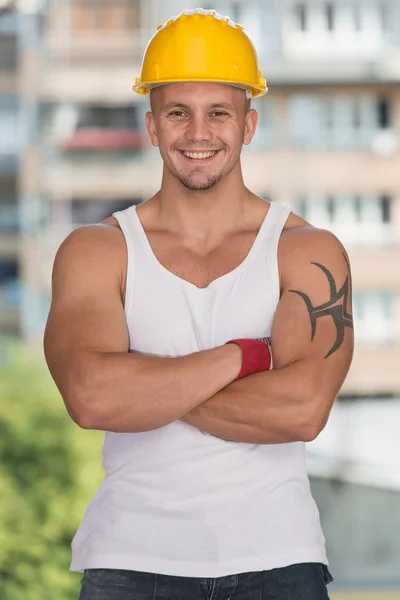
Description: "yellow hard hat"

(133, 8), (267, 99)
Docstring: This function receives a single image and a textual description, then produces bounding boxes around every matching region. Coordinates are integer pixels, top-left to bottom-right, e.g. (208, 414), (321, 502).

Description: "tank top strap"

(111, 205), (139, 317)
(257, 202), (291, 308)
(261, 201), (291, 245)
(112, 205), (139, 244)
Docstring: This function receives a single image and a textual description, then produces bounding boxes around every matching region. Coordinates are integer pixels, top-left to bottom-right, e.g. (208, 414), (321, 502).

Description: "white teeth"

(183, 151), (217, 159)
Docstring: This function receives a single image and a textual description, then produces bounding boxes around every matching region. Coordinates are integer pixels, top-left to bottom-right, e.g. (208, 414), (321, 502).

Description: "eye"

(169, 110), (186, 117)
(211, 111), (229, 117)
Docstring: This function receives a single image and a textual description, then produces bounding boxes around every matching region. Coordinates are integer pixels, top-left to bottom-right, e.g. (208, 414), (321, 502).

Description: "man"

(44, 8), (353, 600)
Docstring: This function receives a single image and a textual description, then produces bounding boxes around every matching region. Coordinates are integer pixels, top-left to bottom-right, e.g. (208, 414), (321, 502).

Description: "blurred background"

(0, 0), (399, 598)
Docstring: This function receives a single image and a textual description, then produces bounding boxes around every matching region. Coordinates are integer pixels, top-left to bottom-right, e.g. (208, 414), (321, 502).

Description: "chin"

(180, 177), (221, 191)
(177, 170), (223, 191)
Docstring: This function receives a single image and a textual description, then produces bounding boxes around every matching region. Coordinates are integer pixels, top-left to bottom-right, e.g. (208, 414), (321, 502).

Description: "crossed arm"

(44, 224), (354, 437)
(180, 228), (354, 444)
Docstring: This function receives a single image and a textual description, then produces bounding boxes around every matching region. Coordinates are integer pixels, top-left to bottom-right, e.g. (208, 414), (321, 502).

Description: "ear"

(243, 108), (258, 145)
(145, 111), (159, 147)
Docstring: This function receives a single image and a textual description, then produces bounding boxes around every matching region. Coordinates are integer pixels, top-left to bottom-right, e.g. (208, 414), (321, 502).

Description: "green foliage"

(0, 343), (104, 600)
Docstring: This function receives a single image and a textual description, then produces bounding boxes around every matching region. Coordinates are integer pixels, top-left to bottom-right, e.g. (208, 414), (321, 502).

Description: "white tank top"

(70, 201), (328, 578)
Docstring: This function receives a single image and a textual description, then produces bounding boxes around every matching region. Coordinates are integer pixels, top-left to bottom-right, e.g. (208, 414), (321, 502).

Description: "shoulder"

(281, 219), (347, 257)
(53, 223), (127, 282)
(57, 222), (125, 255)
(279, 218), (351, 291)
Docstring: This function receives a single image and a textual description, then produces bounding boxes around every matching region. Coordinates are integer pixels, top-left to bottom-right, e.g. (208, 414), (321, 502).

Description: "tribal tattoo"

(289, 253), (353, 359)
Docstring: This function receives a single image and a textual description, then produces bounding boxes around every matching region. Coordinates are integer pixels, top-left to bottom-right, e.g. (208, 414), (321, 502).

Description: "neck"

(155, 164), (252, 244)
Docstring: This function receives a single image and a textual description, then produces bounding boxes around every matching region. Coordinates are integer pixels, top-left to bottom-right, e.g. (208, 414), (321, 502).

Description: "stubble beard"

(171, 162), (225, 191)
(178, 172), (222, 191)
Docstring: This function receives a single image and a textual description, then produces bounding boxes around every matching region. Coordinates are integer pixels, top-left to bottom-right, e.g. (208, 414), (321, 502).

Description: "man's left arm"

(180, 228), (354, 444)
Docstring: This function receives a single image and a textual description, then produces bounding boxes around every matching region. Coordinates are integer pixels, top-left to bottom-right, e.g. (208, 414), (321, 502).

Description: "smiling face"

(145, 83), (258, 191)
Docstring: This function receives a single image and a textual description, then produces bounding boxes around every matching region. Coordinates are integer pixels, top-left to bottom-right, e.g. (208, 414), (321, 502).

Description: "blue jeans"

(78, 563), (334, 599)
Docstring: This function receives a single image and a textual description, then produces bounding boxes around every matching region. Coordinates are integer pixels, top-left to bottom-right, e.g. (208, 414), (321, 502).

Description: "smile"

(180, 150), (220, 161)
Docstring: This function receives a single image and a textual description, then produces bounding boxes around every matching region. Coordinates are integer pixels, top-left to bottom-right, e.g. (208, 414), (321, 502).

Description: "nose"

(185, 113), (213, 143)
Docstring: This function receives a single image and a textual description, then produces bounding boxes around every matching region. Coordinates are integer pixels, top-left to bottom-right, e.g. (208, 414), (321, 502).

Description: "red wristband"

(226, 338), (273, 380)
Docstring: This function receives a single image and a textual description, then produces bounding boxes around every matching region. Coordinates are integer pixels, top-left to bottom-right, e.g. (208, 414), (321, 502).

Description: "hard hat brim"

(132, 78), (268, 99)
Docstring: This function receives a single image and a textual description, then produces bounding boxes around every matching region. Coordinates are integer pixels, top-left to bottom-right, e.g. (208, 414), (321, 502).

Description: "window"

(0, 107), (19, 156)
(0, 201), (19, 232)
(290, 95), (319, 147)
(0, 260), (20, 310)
(326, 196), (335, 221)
(76, 105), (138, 130)
(71, 198), (138, 226)
(354, 196), (362, 221)
(323, 99), (334, 129)
(294, 195), (393, 244)
(295, 3), (307, 31)
(379, 1), (390, 33)
(60, 104), (143, 152)
(352, 99), (361, 129)
(0, 36), (17, 72)
(353, 292), (395, 343)
(377, 98), (391, 129)
(290, 94), (394, 149)
(353, 3), (362, 31)
(230, 2), (263, 56)
(251, 98), (275, 148)
(0, 260), (18, 284)
(325, 3), (335, 31)
(380, 196), (391, 223)
(231, 2), (241, 24)
(256, 98), (274, 130)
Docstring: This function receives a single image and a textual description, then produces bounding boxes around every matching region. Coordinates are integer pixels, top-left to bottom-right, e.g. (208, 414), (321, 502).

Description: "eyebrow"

(161, 102), (236, 112)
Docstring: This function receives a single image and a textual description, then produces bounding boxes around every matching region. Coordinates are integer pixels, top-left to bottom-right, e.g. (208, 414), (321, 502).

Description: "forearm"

(73, 344), (242, 432)
(182, 230), (354, 445)
(181, 360), (325, 444)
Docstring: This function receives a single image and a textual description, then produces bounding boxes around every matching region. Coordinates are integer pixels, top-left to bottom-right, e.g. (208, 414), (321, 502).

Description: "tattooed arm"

(180, 227), (354, 444)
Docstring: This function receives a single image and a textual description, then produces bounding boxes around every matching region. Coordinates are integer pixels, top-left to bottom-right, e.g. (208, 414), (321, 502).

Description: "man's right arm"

(43, 225), (242, 433)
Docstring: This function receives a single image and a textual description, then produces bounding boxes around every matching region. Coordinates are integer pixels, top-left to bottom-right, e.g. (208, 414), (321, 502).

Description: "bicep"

(43, 226), (129, 412)
(271, 231), (354, 399)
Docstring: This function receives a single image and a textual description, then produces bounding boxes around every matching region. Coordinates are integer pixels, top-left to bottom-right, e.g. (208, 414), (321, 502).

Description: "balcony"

(349, 245), (400, 290)
(59, 128), (146, 152)
(44, 0), (144, 60)
(344, 342), (400, 395)
(291, 194), (398, 247)
(40, 29), (151, 102)
(44, 30), (148, 62)
(283, 26), (390, 63)
(277, 1), (400, 84)
(39, 100), (158, 195)
(41, 149), (160, 198)
(241, 148), (400, 198)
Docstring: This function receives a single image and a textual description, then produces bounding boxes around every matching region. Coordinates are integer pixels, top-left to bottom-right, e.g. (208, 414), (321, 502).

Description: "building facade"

(17, 0), (400, 395)
(4, 0), (400, 593)
(0, 6), (20, 338)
